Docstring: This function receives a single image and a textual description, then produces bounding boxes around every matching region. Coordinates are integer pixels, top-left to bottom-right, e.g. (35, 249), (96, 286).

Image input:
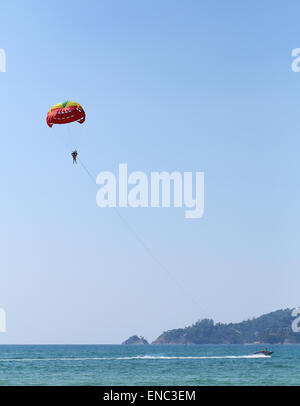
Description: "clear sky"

(0, 0), (300, 343)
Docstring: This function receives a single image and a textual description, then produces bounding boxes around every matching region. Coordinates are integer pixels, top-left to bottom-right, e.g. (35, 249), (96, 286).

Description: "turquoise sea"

(0, 344), (299, 386)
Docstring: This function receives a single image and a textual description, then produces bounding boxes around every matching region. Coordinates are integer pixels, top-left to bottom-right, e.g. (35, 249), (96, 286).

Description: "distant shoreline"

(123, 308), (300, 345)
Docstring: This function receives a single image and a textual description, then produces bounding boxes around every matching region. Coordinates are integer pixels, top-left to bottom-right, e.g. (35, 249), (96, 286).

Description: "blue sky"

(0, 0), (300, 343)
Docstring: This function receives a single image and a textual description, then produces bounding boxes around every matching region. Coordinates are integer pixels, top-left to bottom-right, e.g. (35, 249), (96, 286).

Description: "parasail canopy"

(47, 101), (85, 128)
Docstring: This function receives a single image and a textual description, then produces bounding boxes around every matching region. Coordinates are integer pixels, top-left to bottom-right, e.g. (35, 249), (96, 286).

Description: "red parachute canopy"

(47, 101), (85, 128)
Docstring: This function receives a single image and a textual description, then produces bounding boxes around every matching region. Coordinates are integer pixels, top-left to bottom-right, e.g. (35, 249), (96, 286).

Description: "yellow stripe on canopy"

(48, 101), (83, 112)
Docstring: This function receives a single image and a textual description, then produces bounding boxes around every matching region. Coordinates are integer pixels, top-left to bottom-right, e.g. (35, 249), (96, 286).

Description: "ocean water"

(0, 344), (298, 385)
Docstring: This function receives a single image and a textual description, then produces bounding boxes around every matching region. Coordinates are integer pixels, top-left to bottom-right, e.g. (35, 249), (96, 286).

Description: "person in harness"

(71, 150), (78, 164)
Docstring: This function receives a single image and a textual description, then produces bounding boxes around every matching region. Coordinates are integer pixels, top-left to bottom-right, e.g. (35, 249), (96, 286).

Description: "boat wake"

(0, 354), (269, 362)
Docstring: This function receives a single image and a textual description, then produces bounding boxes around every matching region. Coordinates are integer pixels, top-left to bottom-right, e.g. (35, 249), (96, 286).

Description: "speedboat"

(253, 349), (273, 356)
